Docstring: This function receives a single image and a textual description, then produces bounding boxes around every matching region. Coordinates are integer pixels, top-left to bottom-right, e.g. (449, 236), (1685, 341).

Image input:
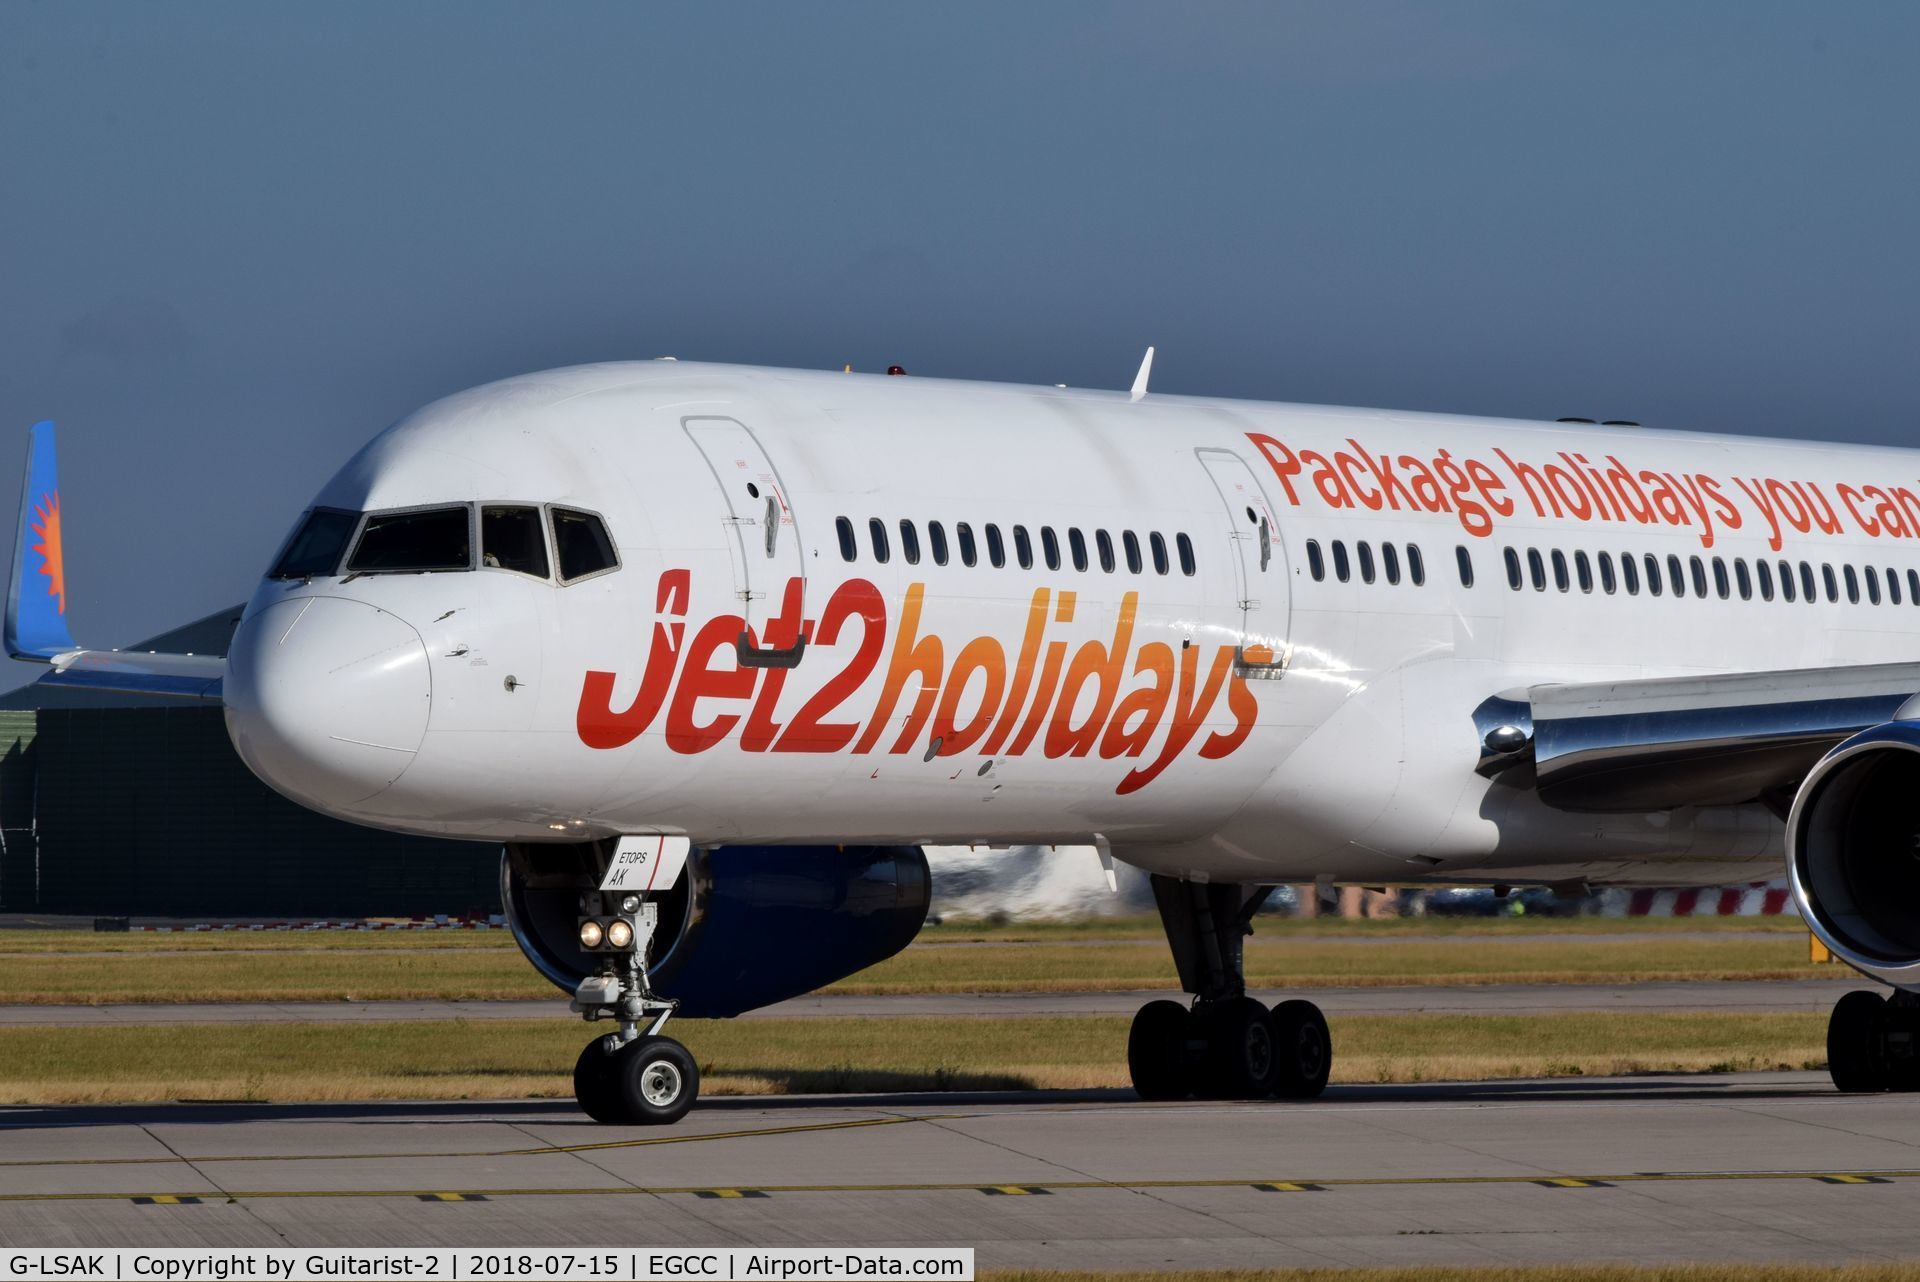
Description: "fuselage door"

(1195, 448), (1291, 677)
(682, 416), (808, 668)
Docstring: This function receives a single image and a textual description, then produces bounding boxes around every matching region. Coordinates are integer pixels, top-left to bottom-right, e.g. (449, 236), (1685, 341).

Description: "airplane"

(7, 355), (1919, 1124)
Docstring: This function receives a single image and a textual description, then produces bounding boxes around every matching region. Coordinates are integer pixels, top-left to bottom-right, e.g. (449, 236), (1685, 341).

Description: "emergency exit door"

(683, 416), (808, 667)
(1195, 448), (1290, 677)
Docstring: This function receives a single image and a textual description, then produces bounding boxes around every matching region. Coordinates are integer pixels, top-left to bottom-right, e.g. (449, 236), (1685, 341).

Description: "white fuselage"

(221, 361), (1920, 888)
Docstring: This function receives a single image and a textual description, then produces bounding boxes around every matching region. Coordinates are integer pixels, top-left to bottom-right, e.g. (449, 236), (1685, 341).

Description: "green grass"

(0, 929), (1834, 1003)
(0, 1011), (1830, 1105)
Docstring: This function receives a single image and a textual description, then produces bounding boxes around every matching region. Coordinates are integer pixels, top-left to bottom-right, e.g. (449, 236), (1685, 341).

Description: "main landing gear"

(569, 892), (699, 1124)
(1827, 989), (1920, 1094)
(1128, 876), (1331, 1101)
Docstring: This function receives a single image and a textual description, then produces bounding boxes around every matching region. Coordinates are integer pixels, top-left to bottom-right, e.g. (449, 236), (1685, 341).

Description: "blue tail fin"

(6, 421), (78, 660)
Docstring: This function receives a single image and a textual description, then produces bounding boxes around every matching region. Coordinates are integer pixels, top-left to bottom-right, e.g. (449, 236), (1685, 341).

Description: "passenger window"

(868, 517), (891, 564)
(1550, 549), (1569, 592)
(1773, 560), (1791, 602)
(1527, 548), (1546, 592)
(929, 521), (949, 566)
(1667, 555), (1687, 598)
(836, 516), (857, 562)
(1332, 540), (1350, 582)
(1823, 563), (1839, 602)
(957, 523), (978, 567)
(1645, 553), (1663, 597)
(271, 508), (360, 579)
(551, 508), (617, 582)
(899, 519), (921, 565)
(1690, 556), (1708, 598)
(348, 506), (472, 574)
(1866, 565), (1881, 605)
(1712, 557), (1729, 600)
(1455, 546), (1474, 588)
(1177, 533), (1197, 576)
(1307, 540), (1325, 581)
(482, 506), (549, 577)
(1800, 562), (1817, 603)
(1013, 525), (1033, 570)
(1407, 544), (1425, 586)
(1574, 550), (1592, 593)
(1503, 547), (1521, 590)
(1382, 543), (1401, 585)
(1358, 541), (1376, 584)
(1753, 560), (1770, 601)
(1845, 564), (1860, 604)
(1095, 529), (1116, 574)
(1041, 527), (1061, 571)
(1123, 531), (1143, 575)
(1068, 528), (1089, 572)
(986, 524), (1006, 568)
(1910, 569), (1920, 605)
(1734, 559), (1752, 600)
(1597, 552), (1615, 595)
(1619, 552), (1637, 595)
(1890, 568), (1904, 606)
(1150, 532), (1170, 575)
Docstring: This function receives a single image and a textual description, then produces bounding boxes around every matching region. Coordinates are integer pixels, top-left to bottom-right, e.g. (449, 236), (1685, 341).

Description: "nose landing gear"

(574, 1032), (700, 1125)
(570, 891), (699, 1124)
(1127, 877), (1333, 1102)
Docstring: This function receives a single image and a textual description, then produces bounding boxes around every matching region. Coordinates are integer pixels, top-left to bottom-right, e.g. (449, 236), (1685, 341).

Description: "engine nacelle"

(502, 842), (930, 1017)
(1788, 723), (1920, 991)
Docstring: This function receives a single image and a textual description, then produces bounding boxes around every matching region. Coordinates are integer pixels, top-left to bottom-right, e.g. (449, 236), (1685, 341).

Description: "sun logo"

(29, 491), (65, 615)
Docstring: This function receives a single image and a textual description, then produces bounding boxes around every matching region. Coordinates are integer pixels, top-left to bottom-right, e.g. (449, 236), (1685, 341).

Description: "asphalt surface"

(0, 979), (1867, 1026)
(1, 1073), (1916, 1267)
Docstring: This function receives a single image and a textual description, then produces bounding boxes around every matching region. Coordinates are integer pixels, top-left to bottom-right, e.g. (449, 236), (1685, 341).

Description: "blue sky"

(2, 2), (1917, 668)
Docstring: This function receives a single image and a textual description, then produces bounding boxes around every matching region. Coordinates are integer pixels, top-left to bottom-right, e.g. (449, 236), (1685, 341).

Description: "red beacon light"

(886, 365), (906, 376)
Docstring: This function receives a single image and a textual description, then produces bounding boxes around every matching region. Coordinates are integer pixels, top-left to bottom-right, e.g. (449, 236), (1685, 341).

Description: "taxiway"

(1, 1073), (1916, 1268)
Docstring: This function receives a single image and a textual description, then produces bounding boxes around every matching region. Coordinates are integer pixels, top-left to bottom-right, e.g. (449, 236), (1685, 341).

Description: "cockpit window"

(269, 508), (359, 579)
(346, 506), (473, 573)
(552, 507), (618, 582)
(482, 506), (549, 578)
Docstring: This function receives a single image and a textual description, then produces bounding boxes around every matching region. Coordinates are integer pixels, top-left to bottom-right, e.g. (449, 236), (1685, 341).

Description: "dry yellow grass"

(834, 936), (1826, 994)
(0, 933), (1830, 1003)
(926, 914), (1809, 941)
(0, 930), (512, 954)
(0, 1012), (1829, 1105)
(979, 1269), (1920, 1282)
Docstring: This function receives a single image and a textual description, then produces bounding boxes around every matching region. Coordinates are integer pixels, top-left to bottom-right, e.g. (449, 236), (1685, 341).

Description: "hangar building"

(0, 607), (498, 918)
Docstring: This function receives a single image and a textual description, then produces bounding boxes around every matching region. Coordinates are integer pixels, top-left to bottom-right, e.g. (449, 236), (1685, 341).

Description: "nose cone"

(225, 597), (431, 812)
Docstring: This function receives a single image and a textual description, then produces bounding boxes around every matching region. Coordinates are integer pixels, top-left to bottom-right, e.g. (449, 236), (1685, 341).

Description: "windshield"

(269, 508), (360, 579)
(346, 506), (472, 573)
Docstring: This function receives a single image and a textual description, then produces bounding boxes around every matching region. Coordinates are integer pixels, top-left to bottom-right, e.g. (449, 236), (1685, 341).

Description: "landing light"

(620, 894), (641, 913)
(607, 919), (634, 950)
(578, 920), (604, 949)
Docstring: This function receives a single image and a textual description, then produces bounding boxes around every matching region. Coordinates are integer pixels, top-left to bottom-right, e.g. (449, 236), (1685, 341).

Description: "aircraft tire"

(573, 1035), (630, 1124)
(1128, 1000), (1193, 1101)
(1270, 999), (1332, 1099)
(612, 1034), (701, 1125)
(1199, 997), (1281, 1100)
(1827, 990), (1893, 1093)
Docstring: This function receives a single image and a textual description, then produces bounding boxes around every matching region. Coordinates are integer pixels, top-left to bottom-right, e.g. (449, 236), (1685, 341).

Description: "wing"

(5, 421), (227, 701)
(1475, 662), (1920, 813)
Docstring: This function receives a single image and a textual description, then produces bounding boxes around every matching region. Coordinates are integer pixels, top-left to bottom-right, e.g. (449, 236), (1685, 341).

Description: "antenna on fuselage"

(1129, 346), (1155, 402)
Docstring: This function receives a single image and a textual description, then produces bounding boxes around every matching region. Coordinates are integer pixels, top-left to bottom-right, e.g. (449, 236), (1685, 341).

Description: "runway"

(1, 1073), (1916, 1268)
(0, 979), (1863, 1027)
